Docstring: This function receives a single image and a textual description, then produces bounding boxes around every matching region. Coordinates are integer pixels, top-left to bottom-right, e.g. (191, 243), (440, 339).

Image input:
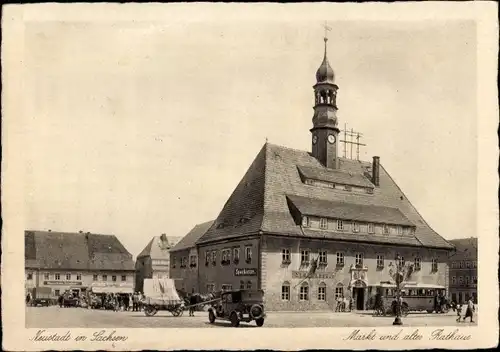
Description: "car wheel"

(230, 312), (240, 327)
(255, 318), (264, 327)
(208, 310), (216, 323)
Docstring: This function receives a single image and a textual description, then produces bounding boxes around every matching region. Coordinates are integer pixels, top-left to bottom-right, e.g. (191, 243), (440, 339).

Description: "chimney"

(372, 156), (380, 186)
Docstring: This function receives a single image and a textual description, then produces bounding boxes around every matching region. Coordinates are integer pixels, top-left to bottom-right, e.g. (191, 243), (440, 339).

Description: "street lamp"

(389, 255), (412, 326)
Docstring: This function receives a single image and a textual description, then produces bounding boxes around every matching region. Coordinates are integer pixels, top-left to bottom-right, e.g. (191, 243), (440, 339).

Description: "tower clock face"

(312, 135), (318, 145)
(328, 134), (336, 144)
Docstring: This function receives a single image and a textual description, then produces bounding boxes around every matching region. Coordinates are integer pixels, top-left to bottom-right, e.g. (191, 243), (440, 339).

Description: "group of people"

(90, 292), (146, 311)
(335, 295), (352, 312)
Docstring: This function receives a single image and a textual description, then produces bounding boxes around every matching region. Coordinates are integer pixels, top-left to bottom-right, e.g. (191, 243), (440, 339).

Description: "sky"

(21, 18), (477, 258)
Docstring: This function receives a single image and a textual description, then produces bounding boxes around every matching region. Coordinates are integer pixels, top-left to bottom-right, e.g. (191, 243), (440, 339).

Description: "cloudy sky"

(20, 14), (477, 257)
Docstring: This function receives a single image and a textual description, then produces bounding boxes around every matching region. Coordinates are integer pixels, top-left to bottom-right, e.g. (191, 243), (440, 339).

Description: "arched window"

(335, 283), (344, 299)
(299, 282), (309, 301)
(281, 281), (290, 301)
(318, 282), (326, 301)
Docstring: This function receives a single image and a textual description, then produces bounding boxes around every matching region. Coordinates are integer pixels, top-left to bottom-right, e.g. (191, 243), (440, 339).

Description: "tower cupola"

(310, 29), (340, 169)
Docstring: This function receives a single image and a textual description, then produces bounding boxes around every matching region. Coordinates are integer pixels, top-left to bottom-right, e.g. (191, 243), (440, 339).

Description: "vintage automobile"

(208, 289), (266, 327)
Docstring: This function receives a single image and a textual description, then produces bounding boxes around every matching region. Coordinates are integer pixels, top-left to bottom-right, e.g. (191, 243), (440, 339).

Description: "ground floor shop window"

(318, 283), (326, 301)
(281, 282), (290, 301)
(299, 283), (309, 301)
(54, 289), (60, 296)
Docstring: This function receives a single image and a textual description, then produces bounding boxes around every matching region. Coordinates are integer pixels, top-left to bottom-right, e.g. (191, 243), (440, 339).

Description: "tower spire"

(323, 21), (331, 59)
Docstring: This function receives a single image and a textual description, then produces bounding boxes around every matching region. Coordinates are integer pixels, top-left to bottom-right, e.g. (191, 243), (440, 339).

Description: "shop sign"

(44, 281), (82, 286)
(292, 271), (335, 279)
(235, 268), (257, 276)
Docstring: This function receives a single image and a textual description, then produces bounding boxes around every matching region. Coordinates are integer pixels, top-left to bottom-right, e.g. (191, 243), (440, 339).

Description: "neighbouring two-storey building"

(192, 36), (454, 311)
(135, 234), (181, 292)
(25, 230), (135, 298)
(169, 221), (214, 294)
(448, 237), (477, 304)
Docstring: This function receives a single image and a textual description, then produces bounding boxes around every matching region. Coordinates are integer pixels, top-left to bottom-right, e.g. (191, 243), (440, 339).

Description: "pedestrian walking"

(463, 297), (475, 323)
(456, 304), (462, 322)
(128, 294), (133, 311)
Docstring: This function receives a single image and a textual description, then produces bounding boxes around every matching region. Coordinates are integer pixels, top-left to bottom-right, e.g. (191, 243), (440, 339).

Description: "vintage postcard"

(2, 2), (498, 350)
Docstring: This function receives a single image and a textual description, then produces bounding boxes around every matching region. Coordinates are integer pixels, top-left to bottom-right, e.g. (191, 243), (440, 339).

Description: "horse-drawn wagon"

(141, 278), (185, 317)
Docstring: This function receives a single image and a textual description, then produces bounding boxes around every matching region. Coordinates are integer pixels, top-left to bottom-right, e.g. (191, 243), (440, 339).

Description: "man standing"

(463, 297), (475, 323)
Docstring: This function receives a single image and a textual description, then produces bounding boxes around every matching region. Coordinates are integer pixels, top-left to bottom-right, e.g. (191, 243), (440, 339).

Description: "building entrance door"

(353, 287), (365, 310)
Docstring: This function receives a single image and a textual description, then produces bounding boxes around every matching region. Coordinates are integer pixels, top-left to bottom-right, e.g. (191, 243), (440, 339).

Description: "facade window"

(300, 249), (310, 265)
(319, 250), (327, 264)
(458, 276), (464, 284)
(397, 226), (403, 235)
(233, 248), (240, 263)
(355, 253), (364, 266)
(472, 276), (477, 284)
(337, 220), (344, 231)
(473, 261), (477, 268)
(383, 225), (389, 234)
(368, 223), (375, 233)
(451, 276), (456, 285)
(205, 251), (210, 266)
(93, 274), (98, 281)
(44, 273), (50, 280)
(302, 216), (310, 227)
(121, 275), (126, 282)
(397, 255), (405, 267)
(211, 251), (217, 265)
(460, 261), (464, 268)
(190, 255), (197, 268)
(281, 282), (290, 301)
(376, 255), (384, 268)
(336, 252), (345, 266)
(65, 273), (71, 280)
(55, 273), (61, 281)
(352, 222), (360, 232)
(319, 218), (328, 229)
(465, 276), (470, 286)
(282, 248), (291, 264)
(245, 246), (252, 263)
(431, 258), (438, 272)
(172, 256), (176, 268)
(112, 275), (117, 282)
(221, 249), (231, 265)
(221, 284), (232, 291)
(27, 272), (33, 280)
(102, 275), (107, 281)
(299, 283), (309, 301)
(240, 280), (245, 290)
(318, 283), (326, 301)
(54, 289), (60, 296)
(465, 261), (471, 268)
(246, 281), (252, 289)
(76, 274), (81, 281)
(414, 257), (421, 270)
(335, 283), (344, 299)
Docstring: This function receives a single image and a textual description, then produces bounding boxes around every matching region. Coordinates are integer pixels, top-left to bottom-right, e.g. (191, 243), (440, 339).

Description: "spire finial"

(323, 21), (331, 57)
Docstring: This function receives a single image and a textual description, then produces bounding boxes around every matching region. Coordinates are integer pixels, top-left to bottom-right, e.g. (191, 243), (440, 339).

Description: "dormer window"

(302, 216), (310, 227)
(319, 218), (328, 229)
(336, 220), (344, 231)
(352, 222), (360, 233)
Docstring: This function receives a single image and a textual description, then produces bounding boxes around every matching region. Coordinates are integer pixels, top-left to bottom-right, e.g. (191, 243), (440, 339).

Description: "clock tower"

(310, 35), (340, 169)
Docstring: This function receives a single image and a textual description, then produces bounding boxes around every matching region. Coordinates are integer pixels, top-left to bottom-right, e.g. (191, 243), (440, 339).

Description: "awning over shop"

(90, 286), (133, 294)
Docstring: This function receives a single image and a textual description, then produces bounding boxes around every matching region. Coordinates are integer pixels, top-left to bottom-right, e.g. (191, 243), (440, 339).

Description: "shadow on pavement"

(204, 322), (257, 328)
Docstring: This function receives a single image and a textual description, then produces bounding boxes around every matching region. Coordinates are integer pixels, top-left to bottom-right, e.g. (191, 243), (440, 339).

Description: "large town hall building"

(175, 36), (454, 311)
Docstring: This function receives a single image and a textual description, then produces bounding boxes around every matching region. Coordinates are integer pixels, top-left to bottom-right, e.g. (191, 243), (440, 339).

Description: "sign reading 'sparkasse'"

(234, 268), (257, 276)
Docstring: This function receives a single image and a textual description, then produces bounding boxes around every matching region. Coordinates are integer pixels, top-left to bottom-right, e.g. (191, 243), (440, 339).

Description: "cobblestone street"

(26, 306), (477, 328)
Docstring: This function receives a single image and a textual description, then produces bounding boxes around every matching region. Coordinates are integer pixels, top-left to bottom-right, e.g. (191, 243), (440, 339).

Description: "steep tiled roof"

(197, 143), (453, 249)
(170, 220), (214, 252)
(137, 235), (183, 260)
(287, 195), (413, 226)
(24, 230), (135, 271)
(449, 238), (477, 260)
